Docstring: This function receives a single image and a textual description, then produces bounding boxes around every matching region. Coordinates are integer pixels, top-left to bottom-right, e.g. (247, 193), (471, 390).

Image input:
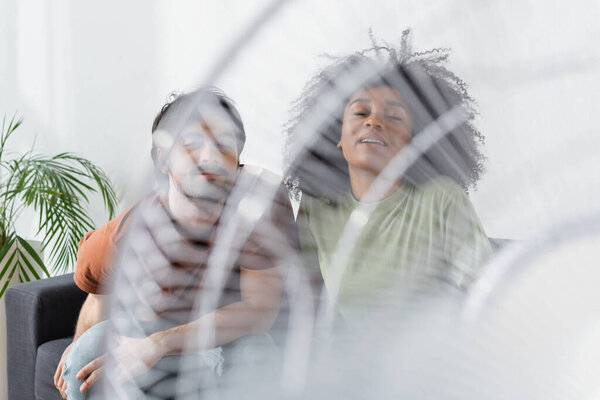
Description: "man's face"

(340, 85), (412, 175)
(164, 105), (240, 202)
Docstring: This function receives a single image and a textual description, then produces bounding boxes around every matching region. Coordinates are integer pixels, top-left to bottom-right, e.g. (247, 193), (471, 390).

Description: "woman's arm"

(442, 185), (492, 289)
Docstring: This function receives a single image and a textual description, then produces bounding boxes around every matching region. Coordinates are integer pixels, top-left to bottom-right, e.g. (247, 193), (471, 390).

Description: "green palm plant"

(0, 114), (119, 297)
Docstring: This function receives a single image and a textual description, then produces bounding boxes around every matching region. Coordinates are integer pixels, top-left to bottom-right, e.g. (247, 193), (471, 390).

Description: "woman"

(284, 30), (492, 320)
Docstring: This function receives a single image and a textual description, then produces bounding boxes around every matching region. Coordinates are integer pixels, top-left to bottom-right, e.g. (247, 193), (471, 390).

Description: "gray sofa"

(5, 273), (86, 400)
(4, 239), (509, 400)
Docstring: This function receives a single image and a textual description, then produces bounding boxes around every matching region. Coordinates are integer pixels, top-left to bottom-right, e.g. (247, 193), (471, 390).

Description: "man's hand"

(75, 354), (105, 394)
(76, 335), (164, 393)
(54, 293), (105, 397)
(54, 342), (74, 399)
(112, 335), (165, 384)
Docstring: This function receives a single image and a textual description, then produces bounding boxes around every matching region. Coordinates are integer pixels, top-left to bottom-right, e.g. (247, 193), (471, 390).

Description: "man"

(54, 87), (297, 398)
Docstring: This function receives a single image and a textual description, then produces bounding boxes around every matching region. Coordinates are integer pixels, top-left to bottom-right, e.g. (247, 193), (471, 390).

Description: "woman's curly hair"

(283, 29), (486, 202)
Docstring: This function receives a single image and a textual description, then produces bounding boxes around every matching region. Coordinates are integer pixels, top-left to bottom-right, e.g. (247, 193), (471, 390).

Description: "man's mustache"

(191, 165), (231, 179)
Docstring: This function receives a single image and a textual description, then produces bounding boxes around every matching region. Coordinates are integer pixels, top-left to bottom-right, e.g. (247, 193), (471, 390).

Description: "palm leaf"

(6, 152), (114, 272)
(0, 234), (49, 289)
(0, 116), (119, 284)
(2, 253), (18, 282)
(19, 264), (31, 283)
(0, 280), (11, 299)
(17, 236), (50, 278)
(0, 114), (23, 163)
(0, 236), (16, 279)
(0, 237), (22, 296)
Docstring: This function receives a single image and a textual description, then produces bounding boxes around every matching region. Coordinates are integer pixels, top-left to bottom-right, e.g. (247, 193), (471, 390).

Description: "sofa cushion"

(35, 337), (72, 400)
(489, 237), (512, 253)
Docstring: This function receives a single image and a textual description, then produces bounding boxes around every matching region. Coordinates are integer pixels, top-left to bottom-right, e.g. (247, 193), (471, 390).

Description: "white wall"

(3, 0), (599, 241)
(1, 1), (599, 398)
(153, 0), (600, 240)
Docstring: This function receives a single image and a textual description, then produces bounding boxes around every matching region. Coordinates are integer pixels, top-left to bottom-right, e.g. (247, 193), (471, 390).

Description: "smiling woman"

(284, 31), (486, 203)
(284, 30), (492, 321)
(339, 85), (413, 199)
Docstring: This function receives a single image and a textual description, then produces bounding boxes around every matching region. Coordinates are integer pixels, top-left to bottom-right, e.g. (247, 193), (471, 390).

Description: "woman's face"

(340, 85), (412, 175)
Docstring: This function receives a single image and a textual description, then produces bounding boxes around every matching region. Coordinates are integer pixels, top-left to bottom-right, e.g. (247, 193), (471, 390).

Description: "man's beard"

(173, 174), (234, 202)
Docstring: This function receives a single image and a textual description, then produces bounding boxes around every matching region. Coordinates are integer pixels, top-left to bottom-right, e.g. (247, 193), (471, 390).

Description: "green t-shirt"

(297, 176), (492, 318)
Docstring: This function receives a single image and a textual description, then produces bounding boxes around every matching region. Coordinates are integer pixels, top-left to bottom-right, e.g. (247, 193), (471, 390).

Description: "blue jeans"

(62, 321), (108, 400)
(62, 320), (276, 399)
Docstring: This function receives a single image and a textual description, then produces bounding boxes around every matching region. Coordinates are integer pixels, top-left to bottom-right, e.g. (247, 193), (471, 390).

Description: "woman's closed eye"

(385, 114), (403, 121)
(350, 103), (370, 117)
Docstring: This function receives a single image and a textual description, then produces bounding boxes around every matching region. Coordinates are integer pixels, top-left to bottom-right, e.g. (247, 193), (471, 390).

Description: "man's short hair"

(151, 86), (246, 168)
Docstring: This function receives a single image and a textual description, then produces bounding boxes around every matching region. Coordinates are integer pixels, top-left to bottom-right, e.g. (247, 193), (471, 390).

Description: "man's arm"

(76, 265), (285, 389)
(152, 180), (294, 352)
(54, 294), (105, 398)
(77, 181), (295, 387)
(156, 264), (285, 354)
(73, 293), (106, 340)
(153, 182), (294, 352)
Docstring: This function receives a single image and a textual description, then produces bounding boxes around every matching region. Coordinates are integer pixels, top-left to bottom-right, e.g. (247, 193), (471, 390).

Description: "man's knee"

(224, 334), (279, 369)
(62, 321), (108, 399)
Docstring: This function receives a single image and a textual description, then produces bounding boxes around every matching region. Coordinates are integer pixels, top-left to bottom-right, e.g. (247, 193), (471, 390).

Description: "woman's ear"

(336, 140), (342, 149)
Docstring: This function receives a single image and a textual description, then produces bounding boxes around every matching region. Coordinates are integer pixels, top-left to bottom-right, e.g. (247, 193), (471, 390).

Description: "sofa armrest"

(489, 237), (512, 253)
(5, 273), (87, 400)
